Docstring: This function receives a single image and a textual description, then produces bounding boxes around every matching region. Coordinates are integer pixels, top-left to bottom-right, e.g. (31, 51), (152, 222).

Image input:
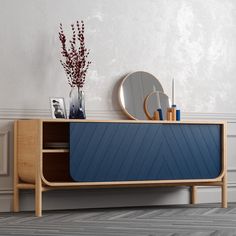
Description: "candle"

(153, 86), (161, 109)
(172, 78), (175, 106)
(156, 91), (161, 109)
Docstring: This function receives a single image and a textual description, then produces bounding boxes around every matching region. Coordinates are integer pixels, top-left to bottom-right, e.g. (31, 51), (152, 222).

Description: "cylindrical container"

(153, 111), (160, 120)
(167, 108), (173, 121)
(171, 105), (176, 121)
(157, 108), (163, 120)
(176, 109), (181, 121)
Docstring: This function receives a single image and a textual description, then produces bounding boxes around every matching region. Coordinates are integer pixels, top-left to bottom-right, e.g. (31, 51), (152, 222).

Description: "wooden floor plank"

(0, 204), (236, 235)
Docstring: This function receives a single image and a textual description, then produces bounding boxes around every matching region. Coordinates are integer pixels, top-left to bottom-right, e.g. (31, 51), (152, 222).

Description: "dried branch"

(59, 20), (91, 88)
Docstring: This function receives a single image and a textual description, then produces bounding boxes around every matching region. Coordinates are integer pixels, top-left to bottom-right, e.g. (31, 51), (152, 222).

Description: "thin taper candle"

(156, 91), (161, 109)
(172, 78), (175, 106)
(153, 86), (160, 109)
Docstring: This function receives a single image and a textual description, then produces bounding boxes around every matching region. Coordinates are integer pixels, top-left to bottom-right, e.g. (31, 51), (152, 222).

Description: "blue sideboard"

(70, 122), (222, 182)
(14, 119), (227, 217)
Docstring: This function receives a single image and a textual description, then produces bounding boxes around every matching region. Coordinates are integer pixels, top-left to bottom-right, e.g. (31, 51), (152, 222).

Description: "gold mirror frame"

(118, 71), (165, 120)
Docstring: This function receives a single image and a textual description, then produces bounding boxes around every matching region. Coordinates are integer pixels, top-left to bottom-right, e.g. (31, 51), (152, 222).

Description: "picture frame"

(49, 97), (67, 119)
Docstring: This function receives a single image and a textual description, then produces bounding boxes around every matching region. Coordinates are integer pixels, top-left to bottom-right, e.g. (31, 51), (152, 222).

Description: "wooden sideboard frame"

(13, 119), (227, 217)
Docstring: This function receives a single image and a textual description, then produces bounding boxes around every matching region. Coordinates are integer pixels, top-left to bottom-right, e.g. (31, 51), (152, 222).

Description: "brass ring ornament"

(143, 91), (170, 120)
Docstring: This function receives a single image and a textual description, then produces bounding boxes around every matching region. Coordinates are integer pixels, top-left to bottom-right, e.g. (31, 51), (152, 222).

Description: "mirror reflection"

(119, 71), (169, 120)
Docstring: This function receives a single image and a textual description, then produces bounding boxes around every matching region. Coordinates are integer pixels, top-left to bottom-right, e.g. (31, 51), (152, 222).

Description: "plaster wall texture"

(1, 0), (236, 212)
(0, 0), (235, 114)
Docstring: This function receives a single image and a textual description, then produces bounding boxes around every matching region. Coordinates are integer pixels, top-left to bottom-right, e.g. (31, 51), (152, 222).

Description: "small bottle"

(167, 108), (173, 121)
(171, 104), (176, 121)
(157, 108), (163, 120)
(176, 109), (181, 121)
(153, 111), (160, 120)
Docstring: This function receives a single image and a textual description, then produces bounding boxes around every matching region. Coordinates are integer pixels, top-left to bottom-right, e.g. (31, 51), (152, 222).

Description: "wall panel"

(1, 111), (236, 212)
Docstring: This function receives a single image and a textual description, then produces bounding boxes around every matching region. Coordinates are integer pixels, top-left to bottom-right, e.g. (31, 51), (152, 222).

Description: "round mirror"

(119, 71), (169, 120)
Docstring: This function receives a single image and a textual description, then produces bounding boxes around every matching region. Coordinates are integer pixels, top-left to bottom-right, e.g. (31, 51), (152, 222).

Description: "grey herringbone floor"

(1, 204), (236, 236)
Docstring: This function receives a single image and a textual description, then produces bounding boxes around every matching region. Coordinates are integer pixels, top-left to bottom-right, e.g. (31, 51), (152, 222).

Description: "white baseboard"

(0, 190), (13, 212)
(1, 185), (236, 213)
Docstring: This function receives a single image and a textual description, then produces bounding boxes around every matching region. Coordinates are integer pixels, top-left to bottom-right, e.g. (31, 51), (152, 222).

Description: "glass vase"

(69, 86), (86, 119)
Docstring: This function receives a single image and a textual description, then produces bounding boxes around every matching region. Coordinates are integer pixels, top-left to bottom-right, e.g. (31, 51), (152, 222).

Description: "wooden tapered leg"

(191, 186), (197, 204)
(35, 180), (42, 217)
(221, 175), (227, 208)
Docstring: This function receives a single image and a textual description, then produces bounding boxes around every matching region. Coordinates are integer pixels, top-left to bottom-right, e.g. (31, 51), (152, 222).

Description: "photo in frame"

(49, 97), (67, 119)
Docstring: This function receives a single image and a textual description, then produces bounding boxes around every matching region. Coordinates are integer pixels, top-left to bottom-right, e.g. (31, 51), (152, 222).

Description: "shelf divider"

(42, 149), (69, 153)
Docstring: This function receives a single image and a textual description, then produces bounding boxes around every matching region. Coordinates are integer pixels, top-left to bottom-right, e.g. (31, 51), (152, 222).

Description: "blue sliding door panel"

(69, 122), (222, 182)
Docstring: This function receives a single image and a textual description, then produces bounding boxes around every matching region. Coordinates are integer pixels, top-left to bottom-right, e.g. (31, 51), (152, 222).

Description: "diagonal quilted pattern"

(70, 123), (221, 182)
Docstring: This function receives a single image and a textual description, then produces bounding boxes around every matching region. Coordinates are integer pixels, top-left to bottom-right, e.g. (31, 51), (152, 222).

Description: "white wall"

(1, 0), (236, 212)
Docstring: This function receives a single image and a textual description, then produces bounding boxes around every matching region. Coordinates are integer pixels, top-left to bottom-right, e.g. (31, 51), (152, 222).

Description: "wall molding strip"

(0, 108), (124, 119)
(1, 108), (236, 121)
(0, 131), (9, 175)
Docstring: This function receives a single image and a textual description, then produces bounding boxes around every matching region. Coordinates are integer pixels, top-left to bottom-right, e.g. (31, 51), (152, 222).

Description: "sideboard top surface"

(17, 119), (227, 125)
